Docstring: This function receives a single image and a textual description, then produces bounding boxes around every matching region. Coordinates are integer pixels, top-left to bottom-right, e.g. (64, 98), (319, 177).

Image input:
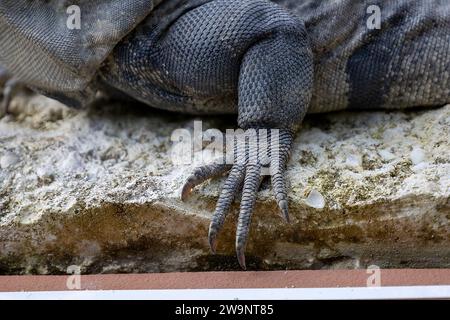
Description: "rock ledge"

(0, 94), (449, 273)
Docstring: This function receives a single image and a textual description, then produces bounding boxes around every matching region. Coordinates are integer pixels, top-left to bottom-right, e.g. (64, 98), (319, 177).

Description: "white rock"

(305, 189), (326, 209)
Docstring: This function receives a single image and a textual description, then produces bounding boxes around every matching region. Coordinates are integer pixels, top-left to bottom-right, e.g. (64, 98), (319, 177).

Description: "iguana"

(0, 0), (448, 269)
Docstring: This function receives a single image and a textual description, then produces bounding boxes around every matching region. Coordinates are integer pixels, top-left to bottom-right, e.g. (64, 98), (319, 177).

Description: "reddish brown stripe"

(0, 269), (449, 292)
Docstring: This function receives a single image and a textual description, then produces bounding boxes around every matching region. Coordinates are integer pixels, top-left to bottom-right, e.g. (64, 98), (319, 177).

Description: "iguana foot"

(0, 68), (19, 118)
(181, 128), (293, 269)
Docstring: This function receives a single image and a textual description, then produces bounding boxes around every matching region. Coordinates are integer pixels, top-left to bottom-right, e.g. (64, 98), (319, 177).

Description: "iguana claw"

(181, 128), (293, 269)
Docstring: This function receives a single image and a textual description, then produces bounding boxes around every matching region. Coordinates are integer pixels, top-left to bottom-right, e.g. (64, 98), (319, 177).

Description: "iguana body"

(102, 0), (450, 116)
(1, 0), (449, 269)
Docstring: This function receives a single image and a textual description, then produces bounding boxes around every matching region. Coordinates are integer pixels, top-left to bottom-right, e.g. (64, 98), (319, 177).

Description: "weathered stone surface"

(0, 93), (449, 274)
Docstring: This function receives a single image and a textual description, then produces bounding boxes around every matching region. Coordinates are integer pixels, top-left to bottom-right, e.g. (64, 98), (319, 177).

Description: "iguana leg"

(182, 25), (313, 269)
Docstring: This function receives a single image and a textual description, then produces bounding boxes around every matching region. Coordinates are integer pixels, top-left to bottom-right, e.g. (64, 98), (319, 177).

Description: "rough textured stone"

(0, 92), (449, 274)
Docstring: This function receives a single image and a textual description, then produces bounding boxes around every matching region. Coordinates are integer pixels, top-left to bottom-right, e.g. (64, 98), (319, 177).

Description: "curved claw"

(278, 199), (290, 223)
(181, 163), (231, 201)
(236, 245), (247, 270)
(271, 169), (290, 223)
(208, 164), (245, 253)
(208, 228), (218, 254)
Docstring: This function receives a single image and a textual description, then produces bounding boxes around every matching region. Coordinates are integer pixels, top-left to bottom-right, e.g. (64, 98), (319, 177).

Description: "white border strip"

(0, 286), (449, 300)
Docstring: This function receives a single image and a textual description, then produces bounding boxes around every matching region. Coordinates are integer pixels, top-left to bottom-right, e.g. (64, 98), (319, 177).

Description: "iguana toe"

(182, 128), (294, 269)
(235, 163), (261, 269)
(181, 163), (231, 201)
(208, 164), (245, 253)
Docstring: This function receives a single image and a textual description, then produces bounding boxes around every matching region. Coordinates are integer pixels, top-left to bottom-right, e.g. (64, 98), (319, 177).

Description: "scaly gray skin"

(1, 0), (449, 269)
